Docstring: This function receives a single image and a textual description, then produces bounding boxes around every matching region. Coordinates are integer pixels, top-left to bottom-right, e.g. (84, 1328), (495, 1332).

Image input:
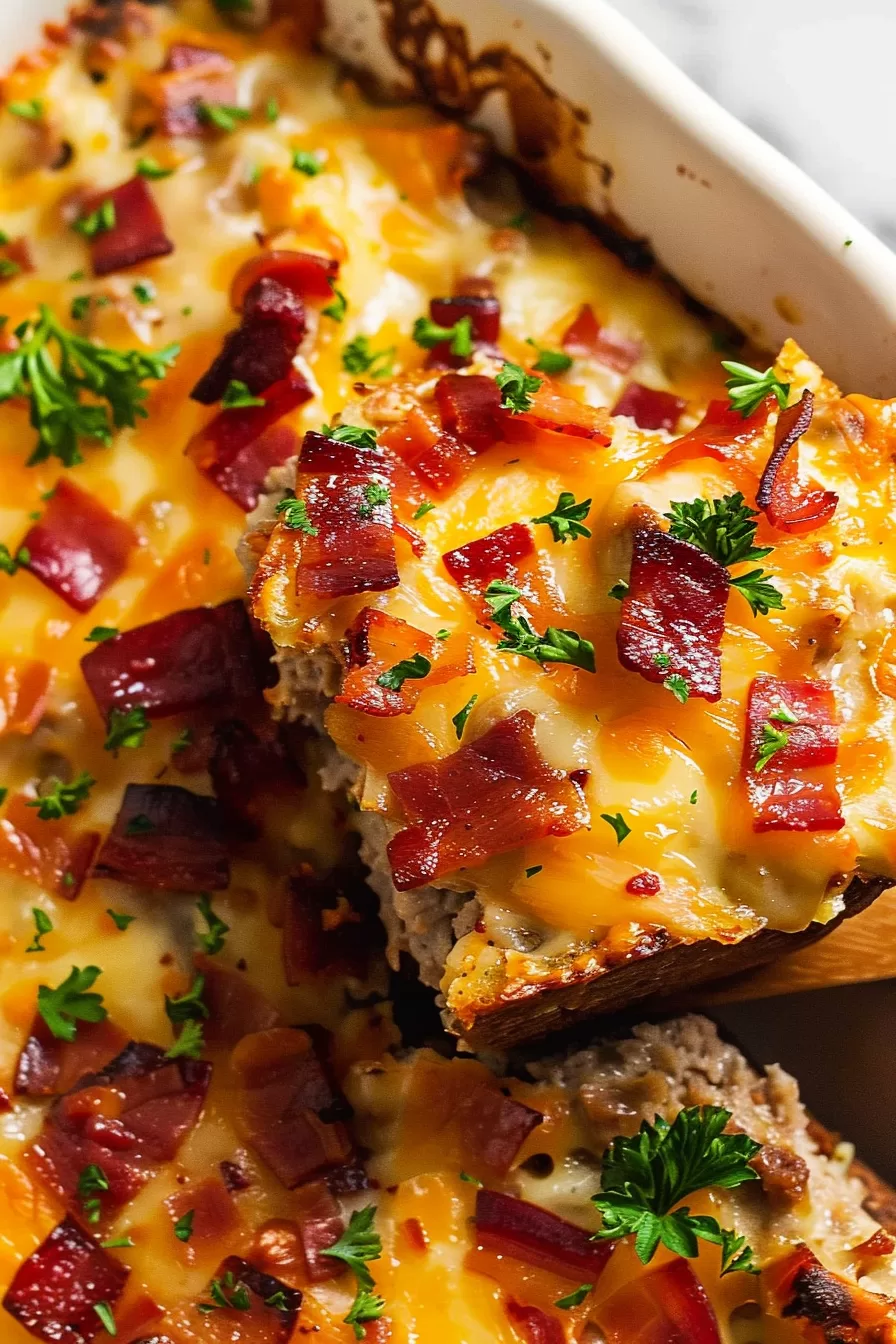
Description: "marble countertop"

(610, 0), (896, 248)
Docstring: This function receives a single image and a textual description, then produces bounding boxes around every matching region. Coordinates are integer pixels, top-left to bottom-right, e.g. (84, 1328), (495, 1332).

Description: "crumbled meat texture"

(751, 1144), (810, 1205)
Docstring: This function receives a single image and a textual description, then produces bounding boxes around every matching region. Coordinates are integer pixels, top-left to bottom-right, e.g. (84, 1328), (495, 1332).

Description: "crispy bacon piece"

(29, 1043), (211, 1215)
(186, 370), (312, 510)
(454, 1083), (542, 1177)
(197, 956), (282, 1049)
(514, 383), (612, 444)
(295, 1181), (346, 1282)
(425, 294), (501, 368)
(594, 1258), (721, 1344)
(505, 1302), (565, 1344)
(15, 1016), (128, 1098)
(281, 863), (383, 980)
(81, 598), (263, 720)
(757, 390), (838, 534)
(616, 529), (730, 702)
(474, 1189), (612, 1282)
(293, 430), (400, 599)
(232, 1027), (356, 1189)
(613, 382), (686, 431)
(191, 278), (307, 405)
(435, 373), (504, 451)
(561, 303), (641, 372)
(659, 396), (772, 468)
(91, 783), (230, 891)
(765, 1244), (893, 1334)
(386, 710), (588, 891)
(84, 177), (174, 276)
(337, 607), (474, 717)
(743, 674), (844, 832)
(22, 478), (137, 613)
(380, 407), (476, 496)
(230, 249), (341, 308)
(0, 793), (99, 900)
(2, 1216), (129, 1343)
(147, 43), (237, 138)
(441, 521), (555, 627)
(165, 1177), (239, 1261)
(208, 716), (306, 838)
(166, 1257), (301, 1343)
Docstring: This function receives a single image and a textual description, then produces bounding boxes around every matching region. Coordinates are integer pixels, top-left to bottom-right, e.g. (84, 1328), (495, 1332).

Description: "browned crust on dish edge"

(454, 874), (893, 1050)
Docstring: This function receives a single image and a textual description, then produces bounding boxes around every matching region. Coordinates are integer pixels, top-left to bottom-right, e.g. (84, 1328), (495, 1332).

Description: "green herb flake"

(664, 674), (690, 704)
(26, 907), (53, 954)
(37, 965), (106, 1042)
(275, 492), (318, 535)
(174, 1209), (195, 1243)
(554, 1284), (593, 1310)
(292, 148), (323, 176)
(124, 813), (154, 836)
(322, 1206), (385, 1341)
(458, 1171), (482, 1185)
(196, 892), (229, 956)
(0, 544), (31, 576)
(198, 1269), (252, 1314)
(358, 480), (390, 518)
(322, 287), (347, 322)
(8, 99), (44, 121)
(101, 1237), (134, 1249)
(86, 626), (118, 643)
(222, 378), (265, 410)
(412, 501), (435, 520)
(532, 490), (591, 544)
(342, 335), (396, 380)
(104, 706), (150, 754)
(197, 103), (250, 134)
(73, 199), (116, 240)
(171, 727), (193, 755)
(132, 281), (155, 305)
(26, 771), (94, 821)
(165, 1018), (204, 1061)
(451, 693), (478, 740)
(106, 909), (135, 931)
(689, 790), (698, 805)
(495, 361), (542, 413)
(0, 258), (21, 280)
(754, 722), (790, 772)
(527, 339), (572, 375)
(412, 314), (473, 358)
(376, 653), (431, 693)
(721, 359), (790, 418)
(265, 97), (280, 123)
(93, 1301), (117, 1336)
(525, 865), (542, 878)
(608, 579), (629, 602)
(77, 1163), (109, 1224)
(136, 156), (175, 180)
(600, 812), (631, 845)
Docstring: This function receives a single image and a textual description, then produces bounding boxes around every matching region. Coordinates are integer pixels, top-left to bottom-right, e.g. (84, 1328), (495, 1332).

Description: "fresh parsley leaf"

(532, 490), (592, 544)
(413, 500), (435, 519)
(199, 1270), (252, 1313)
(342, 336), (395, 379)
(729, 569), (785, 617)
(26, 907), (53, 953)
(265, 97), (280, 122)
(322, 287), (347, 321)
(653, 652), (671, 671)
(0, 304), (178, 467)
(292, 148), (323, 175)
(554, 1284), (592, 1310)
(664, 674), (690, 704)
(8, 99), (44, 121)
(608, 579), (629, 601)
(458, 1171), (482, 1185)
(165, 974), (208, 1024)
(0, 544), (31, 575)
(754, 722), (790, 771)
(525, 865), (542, 878)
(436, 629), (450, 640)
(106, 909), (135, 931)
(321, 423), (377, 449)
(104, 706), (150, 753)
(665, 493), (783, 617)
(770, 703), (798, 724)
(592, 1106), (761, 1276)
(26, 771), (94, 821)
(73, 199), (116, 239)
(93, 1301), (117, 1335)
(198, 103), (250, 133)
(0, 258), (21, 280)
(452, 693), (478, 739)
(37, 965), (107, 1042)
(345, 1288), (386, 1337)
(495, 361), (542, 413)
(77, 1163), (109, 1224)
(173, 1209), (194, 1242)
(125, 813), (154, 836)
(171, 727), (193, 756)
(86, 626), (118, 643)
(322, 1206), (384, 1340)
(0, 787), (7, 806)
(276, 493), (318, 535)
(222, 378), (265, 410)
(483, 580), (595, 672)
(135, 156), (174, 180)
(689, 789), (698, 804)
(70, 294), (92, 322)
(376, 653), (431, 692)
(358, 480), (390, 518)
(527, 339), (573, 375)
(600, 812), (631, 845)
(196, 892), (229, 956)
(101, 1236), (134, 1249)
(132, 281), (155, 305)
(164, 1018), (204, 1061)
(721, 359), (789, 417)
(412, 314), (474, 357)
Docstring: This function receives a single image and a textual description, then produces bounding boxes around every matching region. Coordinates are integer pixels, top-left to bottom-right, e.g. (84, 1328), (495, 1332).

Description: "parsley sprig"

(164, 974), (207, 1060)
(276, 493), (318, 535)
(342, 336), (395, 379)
(593, 1106), (761, 1276)
(322, 423), (377, 449)
(495, 361), (542, 413)
(0, 305), (179, 466)
(322, 1206), (385, 1340)
(196, 892), (229, 955)
(27, 771), (94, 821)
(412, 315), (473, 358)
(376, 653), (431, 692)
(77, 1163), (109, 1225)
(484, 581), (595, 672)
(665, 493), (784, 617)
(104, 706), (149, 753)
(37, 965), (107, 1042)
(532, 491), (592, 544)
(198, 1270), (251, 1313)
(722, 359), (790, 417)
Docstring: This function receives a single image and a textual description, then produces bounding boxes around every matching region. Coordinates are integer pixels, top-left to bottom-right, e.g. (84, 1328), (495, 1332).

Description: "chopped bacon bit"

(165, 1177), (238, 1260)
(84, 176), (174, 276)
(220, 1157), (253, 1193)
(426, 295), (501, 368)
(561, 303), (642, 372)
(15, 1016), (128, 1097)
(380, 407), (476, 496)
(231, 249), (341, 308)
(743, 674), (844, 832)
(401, 1218), (428, 1254)
(337, 607), (474, 717)
(0, 792), (99, 900)
(442, 521), (535, 596)
(29, 1043), (211, 1215)
(453, 1082), (542, 1177)
(91, 783), (230, 891)
(625, 870), (661, 896)
(757, 390), (838, 534)
(208, 716), (306, 838)
(22, 478), (137, 613)
(594, 1258), (721, 1344)
(149, 43), (237, 138)
(514, 383), (612, 444)
(617, 528), (730, 702)
(749, 1144), (809, 1204)
(0, 237), (34, 283)
(2, 1216), (129, 1343)
(435, 373), (504, 451)
(475, 1189), (612, 1281)
(852, 1229), (896, 1260)
(232, 1027), (356, 1189)
(505, 1302), (565, 1344)
(659, 395), (772, 468)
(282, 863), (383, 980)
(387, 710), (588, 891)
(0, 658), (52, 737)
(613, 382), (686, 432)
(293, 430), (400, 600)
(295, 1181), (346, 1282)
(186, 369), (312, 510)
(192, 277), (307, 405)
(765, 1244), (893, 1332)
(197, 956), (281, 1049)
(81, 598), (264, 720)
(455, 274), (496, 298)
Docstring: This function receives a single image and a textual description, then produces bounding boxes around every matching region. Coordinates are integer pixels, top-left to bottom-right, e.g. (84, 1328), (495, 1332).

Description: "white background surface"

(610, 0), (896, 246)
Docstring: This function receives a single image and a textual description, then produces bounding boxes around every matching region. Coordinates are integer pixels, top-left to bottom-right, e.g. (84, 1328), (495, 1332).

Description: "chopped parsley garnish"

(600, 812), (631, 845)
(101, 1237), (134, 1250)
(77, 1164), (109, 1225)
(495, 361), (542, 413)
(197, 892), (229, 956)
(342, 336), (396, 380)
(164, 1018), (205, 1061)
(104, 706), (150, 753)
(173, 1209), (195, 1243)
(358, 481), (390, 518)
(754, 722), (790, 772)
(0, 544), (29, 575)
(292, 148), (323, 176)
(276, 493), (318, 535)
(222, 379), (265, 410)
(26, 772), (94, 821)
(721, 359), (790, 417)
(165, 974), (208, 1026)
(376, 653), (431, 692)
(0, 305), (179, 466)
(265, 97), (279, 122)
(484, 581), (595, 672)
(0, 787), (6, 806)
(322, 288), (347, 321)
(8, 99), (44, 121)
(653, 652), (671, 671)
(132, 281), (155, 305)
(265, 1290), (289, 1310)
(592, 1105), (761, 1276)
(135, 156), (174, 180)
(86, 626), (118, 643)
(664, 674), (690, 704)
(197, 103), (250, 134)
(70, 295), (92, 322)
(525, 865), (542, 878)
(171, 727), (193, 756)
(689, 790), (698, 804)
(413, 501), (435, 520)
(554, 1284), (592, 1310)
(608, 580), (628, 602)
(458, 1171), (482, 1185)
(93, 1301), (117, 1336)
(452, 693), (478, 739)
(412, 314), (474, 357)
(0, 258), (21, 280)
(198, 1270), (252, 1313)
(125, 813), (154, 836)
(322, 423), (377, 449)
(37, 965), (107, 1041)
(73, 199), (116, 240)
(106, 909), (135, 931)
(665, 493), (784, 617)
(322, 1206), (385, 1340)
(26, 908), (53, 953)
(532, 490), (592, 544)
(527, 339), (572, 375)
